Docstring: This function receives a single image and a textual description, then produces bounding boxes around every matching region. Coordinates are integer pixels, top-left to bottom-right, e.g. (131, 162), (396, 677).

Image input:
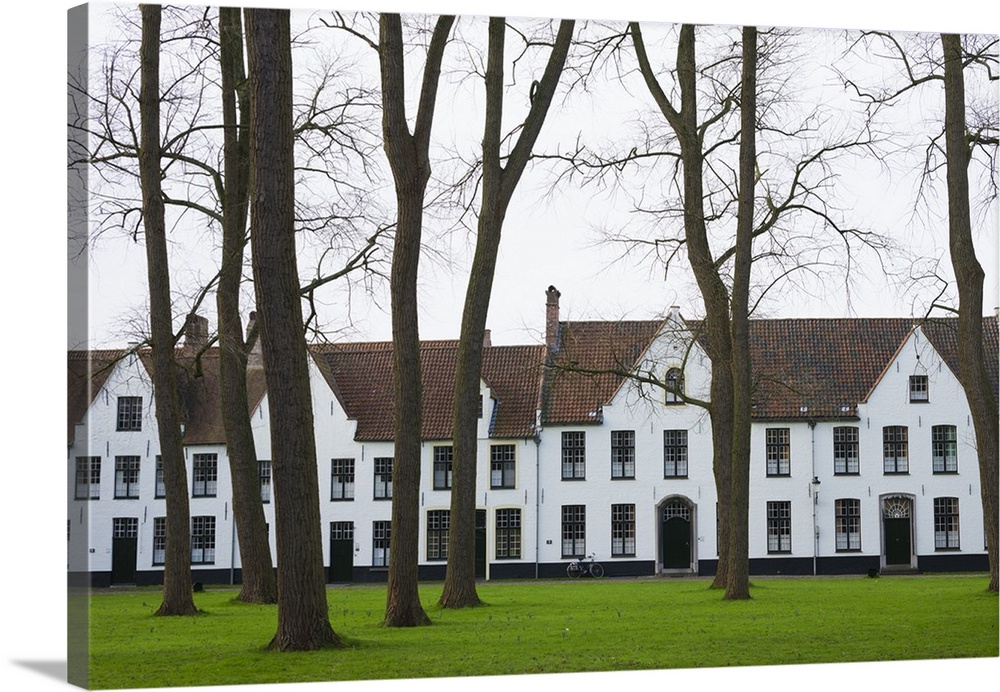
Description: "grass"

(82, 575), (998, 689)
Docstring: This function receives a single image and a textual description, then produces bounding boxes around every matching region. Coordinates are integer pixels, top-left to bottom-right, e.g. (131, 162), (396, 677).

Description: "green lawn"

(81, 575), (998, 689)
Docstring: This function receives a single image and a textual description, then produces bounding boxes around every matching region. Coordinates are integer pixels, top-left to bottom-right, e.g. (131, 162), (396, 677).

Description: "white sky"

(1, 3), (998, 692)
(69, 0), (1000, 350)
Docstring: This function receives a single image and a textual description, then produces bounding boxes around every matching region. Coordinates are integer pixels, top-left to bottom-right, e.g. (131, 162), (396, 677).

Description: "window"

(191, 515), (216, 564)
(611, 504), (636, 557)
(561, 505), (586, 558)
(883, 426), (909, 474)
(766, 501), (791, 553)
(932, 425), (958, 473)
(330, 521), (353, 541)
(909, 374), (929, 402)
(259, 460), (271, 503)
(74, 456), (101, 500)
(116, 396), (143, 431)
(330, 458), (355, 500)
(561, 431), (586, 480)
(832, 426), (860, 475)
(610, 431), (635, 479)
(835, 499), (861, 551)
(934, 497), (960, 549)
(433, 446), (453, 490)
(154, 456), (165, 498)
(495, 508), (521, 559)
(372, 520), (391, 567)
(113, 516), (138, 540)
(374, 457), (393, 500)
(490, 445), (516, 489)
(152, 516), (166, 565)
(663, 430), (688, 478)
(665, 367), (685, 404)
(192, 454), (218, 497)
(427, 510), (449, 561)
(114, 456), (141, 499)
(766, 428), (791, 476)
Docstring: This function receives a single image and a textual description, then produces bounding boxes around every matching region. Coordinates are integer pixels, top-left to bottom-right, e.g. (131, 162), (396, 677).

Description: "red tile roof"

(543, 316), (1000, 424)
(542, 320), (664, 425)
(311, 342), (546, 441)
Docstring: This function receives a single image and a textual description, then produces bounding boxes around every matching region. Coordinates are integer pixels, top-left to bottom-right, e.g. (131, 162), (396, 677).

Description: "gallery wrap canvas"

(51, 1), (1000, 691)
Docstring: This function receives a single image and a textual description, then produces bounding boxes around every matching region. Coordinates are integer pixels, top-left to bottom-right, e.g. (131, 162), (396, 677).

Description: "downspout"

(809, 420), (819, 576)
(534, 431), (541, 580)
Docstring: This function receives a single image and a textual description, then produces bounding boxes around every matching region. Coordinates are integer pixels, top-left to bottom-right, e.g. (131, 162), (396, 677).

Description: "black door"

(328, 521), (354, 582)
(662, 516), (691, 569)
(475, 510), (487, 579)
(885, 518), (911, 565)
(111, 518), (138, 584)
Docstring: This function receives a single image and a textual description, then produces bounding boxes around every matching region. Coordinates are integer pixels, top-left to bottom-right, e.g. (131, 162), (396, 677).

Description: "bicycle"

(566, 553), (604, 578)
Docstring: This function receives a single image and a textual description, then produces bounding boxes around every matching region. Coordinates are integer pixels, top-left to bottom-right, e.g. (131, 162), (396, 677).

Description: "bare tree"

(139, 3), (197, 617)
(245, 6), (341, 650)
(844, 29), (998, 592)
(217, 6), (277, 604)
(378, 12), (456, 627)
(941, 33), (999, 592)
(441, 16), (575, 609)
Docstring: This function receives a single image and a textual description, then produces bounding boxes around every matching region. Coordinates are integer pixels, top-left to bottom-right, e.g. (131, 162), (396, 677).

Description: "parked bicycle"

(566, 553), (604, 578)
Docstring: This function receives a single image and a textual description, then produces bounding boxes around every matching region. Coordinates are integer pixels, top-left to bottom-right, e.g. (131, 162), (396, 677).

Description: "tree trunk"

(632, 22), (745, 597)
(724, 25), (757, 601)
(441, 16), (574, 609)
(378, 13), (455, 627)
(139, 3), (198, 618)
(941, 32), (999, 593)
(218, 6), (277, 605)
(245, 7), (341, 649)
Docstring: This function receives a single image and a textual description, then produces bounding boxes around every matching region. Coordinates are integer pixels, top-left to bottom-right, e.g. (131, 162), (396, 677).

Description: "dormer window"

(665, 368), (685, 404)
(909, 375), (928, 403)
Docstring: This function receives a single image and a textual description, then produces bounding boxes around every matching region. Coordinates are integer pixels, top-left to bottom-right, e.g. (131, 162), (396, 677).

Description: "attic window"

(665, 368), (685, 405)
(909, 375), (928, 403)
(116, 396), (143, 431)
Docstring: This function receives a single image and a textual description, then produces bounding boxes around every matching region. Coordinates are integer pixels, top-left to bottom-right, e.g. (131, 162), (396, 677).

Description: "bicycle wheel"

(567, 562), (583, 578)
(589, 563), (604, 578)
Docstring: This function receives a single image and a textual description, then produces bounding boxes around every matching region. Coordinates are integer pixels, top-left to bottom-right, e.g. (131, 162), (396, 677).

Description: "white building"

(67, 290), (996, 586)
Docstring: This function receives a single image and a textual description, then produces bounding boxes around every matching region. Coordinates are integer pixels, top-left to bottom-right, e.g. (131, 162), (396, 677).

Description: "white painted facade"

(68, 320), (991, 586)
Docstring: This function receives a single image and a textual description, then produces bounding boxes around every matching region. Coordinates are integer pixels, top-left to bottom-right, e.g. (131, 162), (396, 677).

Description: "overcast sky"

(70, 0), (999, 350)
(1, 3), (997, 692)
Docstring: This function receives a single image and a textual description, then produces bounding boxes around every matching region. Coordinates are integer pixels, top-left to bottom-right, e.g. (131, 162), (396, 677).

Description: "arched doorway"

(881, 494), (916, 571)
(660, 498), (695, 573)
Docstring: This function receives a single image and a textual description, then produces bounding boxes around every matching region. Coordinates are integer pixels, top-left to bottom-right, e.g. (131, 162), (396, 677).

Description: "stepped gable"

(312, 340), (546, 441)
(67, 349), (127, 445)
(542, 319), (664, 426)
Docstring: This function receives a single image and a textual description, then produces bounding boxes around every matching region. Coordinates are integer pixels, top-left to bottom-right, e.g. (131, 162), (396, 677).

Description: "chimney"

(184, 314), (209, 350)
(483, 329), (492, 348)
(668, 305), (681, 324)
(246, 311), (263, 367)
(545, 285), (561, 352)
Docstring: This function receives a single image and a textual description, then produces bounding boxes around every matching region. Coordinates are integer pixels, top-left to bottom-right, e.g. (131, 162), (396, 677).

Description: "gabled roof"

(920, 315), (999, 400)
(542, 320), (664, 425)
(67, 347), (269, 447)
(67, 349), (127, 445)
(542, 316), (1000, 424)
(311, 342), (546, 441)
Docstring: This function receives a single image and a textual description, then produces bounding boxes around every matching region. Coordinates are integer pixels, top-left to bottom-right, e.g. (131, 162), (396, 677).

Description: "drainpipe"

(534, 433), (541, 580)
(809, 420), (819, 576)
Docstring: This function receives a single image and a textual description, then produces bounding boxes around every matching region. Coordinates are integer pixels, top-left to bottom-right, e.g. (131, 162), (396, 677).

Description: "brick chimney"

(246, 311), (263, 367)
(184, 314), (209, 350)
(545, 285), (561, 352)
(483, 329), (492, 348)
